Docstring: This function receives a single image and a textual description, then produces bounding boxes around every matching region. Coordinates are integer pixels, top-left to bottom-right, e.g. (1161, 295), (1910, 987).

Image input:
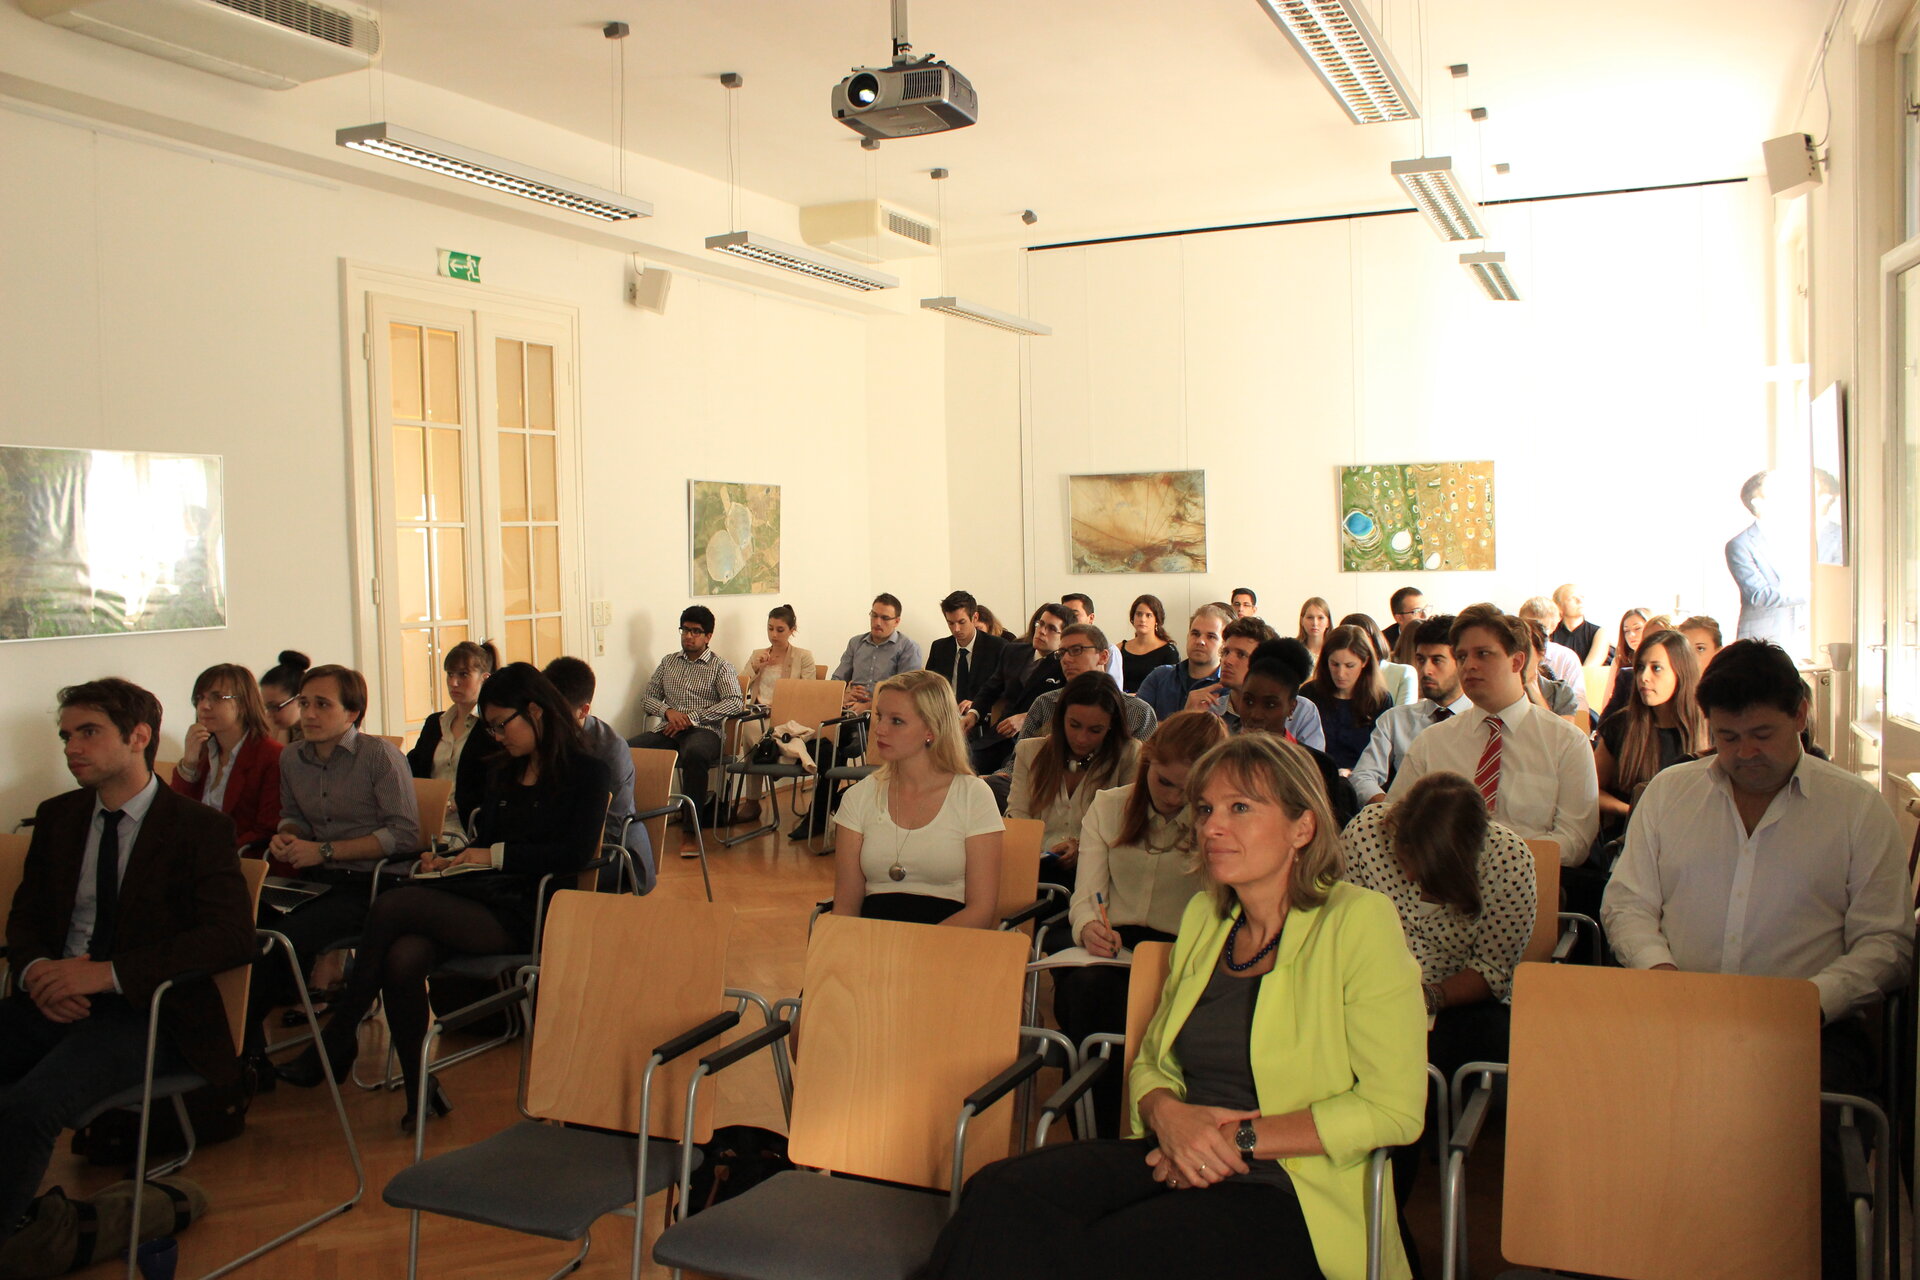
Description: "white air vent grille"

(209, 0), (378, 51)
(885, 210), (934, 246)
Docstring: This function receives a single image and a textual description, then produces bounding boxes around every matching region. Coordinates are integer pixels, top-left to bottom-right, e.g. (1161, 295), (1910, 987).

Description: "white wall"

(0, 12), (953, 822)
(946, 180), (1774, 644)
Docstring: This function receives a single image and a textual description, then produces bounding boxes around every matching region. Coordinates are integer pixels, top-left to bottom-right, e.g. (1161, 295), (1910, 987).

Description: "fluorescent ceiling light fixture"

(1390, 157), (1486, 242)
(1254, 0), (1419, 124)
(335, 123), (652, 222)
(1460, 251), (1519, 301)
(920, 296), (1051, 336)
(705, 231), (899, 291)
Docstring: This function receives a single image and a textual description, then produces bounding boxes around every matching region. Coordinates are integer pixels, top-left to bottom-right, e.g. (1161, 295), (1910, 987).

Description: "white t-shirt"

(836, 773), (1005, 903)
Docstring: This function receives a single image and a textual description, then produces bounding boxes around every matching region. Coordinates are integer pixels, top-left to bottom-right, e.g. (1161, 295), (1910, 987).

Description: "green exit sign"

(437, 249), (481, 282)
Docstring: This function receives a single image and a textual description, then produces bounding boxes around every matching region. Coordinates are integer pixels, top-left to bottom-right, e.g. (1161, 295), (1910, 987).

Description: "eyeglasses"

(678, 625), (708, 636)
(868, 612), (899, 623)
(1059, 644), (1101, 659)
(1397, 607), (1430, 619)
(192, 692), (237, 708)
(269, 693), (298, 711)
(484, 710), (523, 739)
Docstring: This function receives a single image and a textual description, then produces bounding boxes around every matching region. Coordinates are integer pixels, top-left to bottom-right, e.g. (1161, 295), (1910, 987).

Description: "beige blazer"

(741, 645), (818, 704)
(1006, 735), (1140, 852)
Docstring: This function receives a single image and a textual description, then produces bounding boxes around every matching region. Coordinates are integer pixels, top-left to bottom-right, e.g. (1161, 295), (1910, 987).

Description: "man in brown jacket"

(2, 678), (253, 1241)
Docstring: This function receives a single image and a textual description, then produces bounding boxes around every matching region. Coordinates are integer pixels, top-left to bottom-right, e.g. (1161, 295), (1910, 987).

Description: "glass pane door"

(1891, 264), (1920, 723)
(494, 337), (565, 666)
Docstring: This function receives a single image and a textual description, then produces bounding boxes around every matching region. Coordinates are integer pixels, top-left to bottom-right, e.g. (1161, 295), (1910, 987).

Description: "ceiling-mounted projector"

(831, 0), (977, 139)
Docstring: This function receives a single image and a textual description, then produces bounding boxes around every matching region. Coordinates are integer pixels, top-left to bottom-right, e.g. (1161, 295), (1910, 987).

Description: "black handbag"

(748, 736), (783, 766)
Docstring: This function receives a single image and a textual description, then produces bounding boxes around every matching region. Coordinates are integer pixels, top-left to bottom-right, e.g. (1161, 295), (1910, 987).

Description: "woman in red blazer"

(171, 663), (284, 855)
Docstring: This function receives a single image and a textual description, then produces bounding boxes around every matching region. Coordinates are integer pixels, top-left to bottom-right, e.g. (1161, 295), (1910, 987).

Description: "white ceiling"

(373, 0), (1831, 247)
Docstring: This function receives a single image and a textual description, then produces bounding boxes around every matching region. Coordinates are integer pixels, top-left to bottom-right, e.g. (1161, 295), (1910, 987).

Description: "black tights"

(321, 887), (517, 1096)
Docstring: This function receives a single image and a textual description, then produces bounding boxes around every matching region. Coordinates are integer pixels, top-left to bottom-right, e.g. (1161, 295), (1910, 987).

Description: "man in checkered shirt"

(627, 605), (742, 833)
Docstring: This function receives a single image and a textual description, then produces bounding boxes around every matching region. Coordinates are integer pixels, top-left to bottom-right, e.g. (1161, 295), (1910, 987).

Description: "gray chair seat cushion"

(652, 1169), (948, 1280)
(72, 1073), (205, 1129)
(723, 761), (813, 779)
(435, 952), (531, 981)
(383, 1121), (690, 1240)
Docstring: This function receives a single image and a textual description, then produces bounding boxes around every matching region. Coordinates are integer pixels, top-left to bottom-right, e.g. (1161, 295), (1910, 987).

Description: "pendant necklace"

(887, 782), (914, 881)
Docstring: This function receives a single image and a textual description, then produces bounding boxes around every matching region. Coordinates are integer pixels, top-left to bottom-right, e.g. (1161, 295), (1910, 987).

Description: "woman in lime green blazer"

(921, 734), (1427, 1280)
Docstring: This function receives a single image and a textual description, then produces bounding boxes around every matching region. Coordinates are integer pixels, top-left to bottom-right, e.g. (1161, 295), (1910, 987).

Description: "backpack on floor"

(685, 1125), (795, 1213)
(0, 1178), (208, 1279)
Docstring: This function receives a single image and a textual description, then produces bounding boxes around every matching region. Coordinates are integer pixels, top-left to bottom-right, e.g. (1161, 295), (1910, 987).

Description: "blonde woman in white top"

(1054, 709), (1229, 1133)
(832, 668), (1003, 926)
(733, 604), (818, 824)
(1008, 673), (1140, 889)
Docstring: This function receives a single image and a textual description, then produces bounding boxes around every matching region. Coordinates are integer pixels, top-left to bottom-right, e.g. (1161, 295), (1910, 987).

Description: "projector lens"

(849, 73), (880, 108)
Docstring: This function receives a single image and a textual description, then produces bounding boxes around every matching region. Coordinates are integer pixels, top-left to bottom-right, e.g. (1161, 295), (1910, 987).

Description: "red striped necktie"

(1474, 716), (1504, 813)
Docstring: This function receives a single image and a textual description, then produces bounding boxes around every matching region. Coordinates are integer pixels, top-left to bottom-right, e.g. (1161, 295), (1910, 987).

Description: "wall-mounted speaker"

(627, 265), (672, 314)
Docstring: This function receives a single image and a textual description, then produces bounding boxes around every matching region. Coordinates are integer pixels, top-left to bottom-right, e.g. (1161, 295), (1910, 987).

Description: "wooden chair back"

(1502, 963), (1821, 1279)
(1560, 713), (1587, 733)
(631, 747), (677, 861)
(1121, 940), (1174, 1083)
(0, 833), (31, 945)
(154, 760), (177, 786)
(570, 796), (614, 892)
(815, 664), (829, 680)
(217, 858), (272, 1053)
(374, 734), (404, 750)
(997, 818), (1045, 925)
(526, 891), (736, 1141)
(788, 914), (1029, 1190)
(1582, 667), (1613, 715)
(768, 678), (848, 749)
(1521, 839), (1561, 964)
(412, 777), (454, 844)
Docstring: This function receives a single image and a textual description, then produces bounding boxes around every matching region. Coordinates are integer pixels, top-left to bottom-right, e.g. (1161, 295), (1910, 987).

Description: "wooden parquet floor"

(40, 816), (1510, 1278)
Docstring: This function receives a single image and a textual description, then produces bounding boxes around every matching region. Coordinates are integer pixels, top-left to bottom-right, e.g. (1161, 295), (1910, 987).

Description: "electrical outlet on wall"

(590, 599), (613, 627)
(594, 628), (606, 656)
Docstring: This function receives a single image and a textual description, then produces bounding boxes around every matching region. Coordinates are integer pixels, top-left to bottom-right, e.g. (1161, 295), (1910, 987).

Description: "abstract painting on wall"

(1338, 462), (1495, 572)
(0, 444), (226, 641)
(1068, 470), (1208, 574)
(689, 480), (781, 595)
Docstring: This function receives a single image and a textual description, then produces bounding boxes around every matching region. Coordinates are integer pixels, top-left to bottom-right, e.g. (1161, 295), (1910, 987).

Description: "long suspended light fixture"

(1254, 0), (1419, 124)
(1460, 251), (1519, 301)
(1390, 157), (1486, 242)
(705, 231), (900, 291)
(335, 124), (652, 221)
(920, 297), (1052, 335)
(917, 170), (1050, 335)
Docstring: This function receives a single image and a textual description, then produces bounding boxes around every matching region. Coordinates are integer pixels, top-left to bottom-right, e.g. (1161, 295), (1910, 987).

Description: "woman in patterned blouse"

(1341, 771), (1536, 1275)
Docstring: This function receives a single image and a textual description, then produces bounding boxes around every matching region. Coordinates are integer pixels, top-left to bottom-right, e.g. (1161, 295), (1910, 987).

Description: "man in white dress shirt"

(1602, 639), (1912, 1280)
(1351, 614), (1474, 804)
(1389, 604), (1599, 869)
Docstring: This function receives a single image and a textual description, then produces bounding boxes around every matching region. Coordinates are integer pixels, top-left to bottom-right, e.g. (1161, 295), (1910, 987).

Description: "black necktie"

(90, 809), (124, 960)
(956, 646), (970, 695)
(1432, 705), (1454, 723)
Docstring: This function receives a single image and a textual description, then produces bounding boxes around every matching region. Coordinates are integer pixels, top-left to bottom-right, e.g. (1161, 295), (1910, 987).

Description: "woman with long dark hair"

(279, 663), (612, 1129)
(1594, 628), (1707, 838)
(1008, 673), (1140, 888)
(1119, 594), (1179, 693)
(1597, 607), (1651, 719)
(1340, 611), (1418, 705)
(1299, 624), (1391, 773)
(170, 663), (283, 853)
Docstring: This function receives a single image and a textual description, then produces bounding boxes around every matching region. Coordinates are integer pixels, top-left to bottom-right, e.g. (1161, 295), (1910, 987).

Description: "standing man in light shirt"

(2, 679), (252, 1243)
(1351, 614), (1474, 805)
(627, 606), (743, 829)
(1602, 639), (1912, 1280)
(1136, 604), (1232, 722)
(1388, 604), (1599, 869)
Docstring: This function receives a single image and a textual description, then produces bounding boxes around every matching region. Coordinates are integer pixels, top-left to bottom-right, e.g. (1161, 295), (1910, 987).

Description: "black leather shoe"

(245, 1051), (278, 1094)
(399, 1078), (453, 1134)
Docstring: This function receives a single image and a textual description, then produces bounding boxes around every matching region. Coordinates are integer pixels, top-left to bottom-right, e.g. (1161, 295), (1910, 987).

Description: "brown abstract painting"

(1068, 471), (1208, 574)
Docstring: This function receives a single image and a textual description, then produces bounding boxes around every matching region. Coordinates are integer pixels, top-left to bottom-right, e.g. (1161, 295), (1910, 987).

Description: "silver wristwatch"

(319, 841), (335, 864)
(1235, 1119), (1257, 1155)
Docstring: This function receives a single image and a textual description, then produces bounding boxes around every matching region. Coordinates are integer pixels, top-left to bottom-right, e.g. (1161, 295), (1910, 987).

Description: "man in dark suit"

(2, 679), (253, 1241)
(925, 590), (1009, 716)
(963, 602), (1072, 775)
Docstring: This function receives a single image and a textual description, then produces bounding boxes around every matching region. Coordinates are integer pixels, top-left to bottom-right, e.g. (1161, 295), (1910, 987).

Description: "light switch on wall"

(590, 599), (613, 627)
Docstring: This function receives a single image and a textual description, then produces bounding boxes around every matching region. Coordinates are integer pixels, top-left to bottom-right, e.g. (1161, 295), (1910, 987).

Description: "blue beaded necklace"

(1223, 911), (1282, 972)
